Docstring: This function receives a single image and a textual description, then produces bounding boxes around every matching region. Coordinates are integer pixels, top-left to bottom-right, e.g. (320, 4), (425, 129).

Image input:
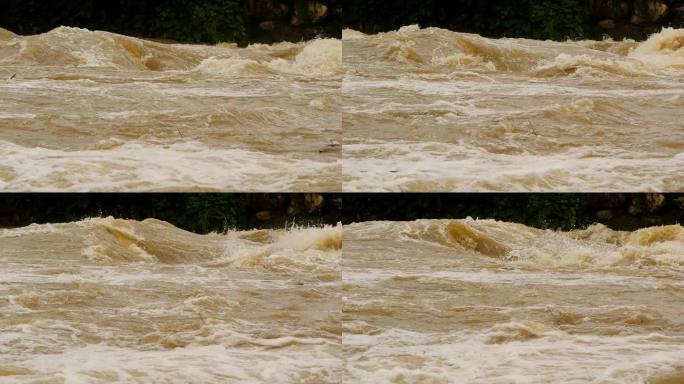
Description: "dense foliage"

(1, 194), (680, 233)
(0, 194), (246, 233)
(344, 0), (588, 40)
(0, 194), (342, 233)
(492, 0), (586, 40)
(343, 194), (591, 230)
(0, 0), (246, 43)
(343, 194), (683, 231)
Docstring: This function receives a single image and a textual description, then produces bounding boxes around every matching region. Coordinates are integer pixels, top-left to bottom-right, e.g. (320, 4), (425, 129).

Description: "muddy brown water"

(342, 219), (684, 383)
(2, 25), (682, 191)
(0, 218), (342, 383)
(342, 26), (684, 191)
(2, 218), (684, 383)
(0, 27), (341, 191)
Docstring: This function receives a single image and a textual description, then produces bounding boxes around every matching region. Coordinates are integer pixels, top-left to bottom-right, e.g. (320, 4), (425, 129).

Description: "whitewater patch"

(342, 141), (684, 192)
(343, 219), (684, 383)
(343, 25), (684, 191)
(630, 27), (684, 70)
(0, 139), (340, 192)
(0, 218), (342, 383)
(197, 38), (341, 77)
(218, 224), (342, 273)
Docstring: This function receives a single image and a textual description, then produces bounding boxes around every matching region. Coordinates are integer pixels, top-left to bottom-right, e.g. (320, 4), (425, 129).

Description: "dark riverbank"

(345, 0), (684, 41)
(3, 1), (682, 44)
(244, 0), (342, 43)
(1, 194), (682, 233)
(0, 194), (342, 233)
(342, 194), (684, 231)
(0, 0), (341, 45)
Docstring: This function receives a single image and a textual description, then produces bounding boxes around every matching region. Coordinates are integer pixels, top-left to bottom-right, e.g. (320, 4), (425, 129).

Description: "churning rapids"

(0, 218), (342, 383)
(0, 27), (341, 191)
(344, 219), (684, 383)
(3, 218), (684, 383)
(343, 26), (684, 191)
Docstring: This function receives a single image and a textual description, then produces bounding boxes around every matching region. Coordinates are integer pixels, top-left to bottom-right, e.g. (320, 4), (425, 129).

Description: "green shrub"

(344, 0), (587, 41)
(1, 0), (246, 44)
(490, 194), (588, 230)
(153, 0), (246, 43)
(342, 194), (590, 231)
(492, 0), (586, 40)
(0, 194), (246, 234)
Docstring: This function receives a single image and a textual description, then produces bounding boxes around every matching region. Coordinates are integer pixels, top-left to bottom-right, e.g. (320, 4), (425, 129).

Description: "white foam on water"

(343, 27), (684, 191)
(5, 343), (340, 384)
(343, 219), (684, 383)
(219, 225), (342, 273)
(196, 57), (276, 76)
(0, 223), (62, 238)
(343, 77), (684, 99)
(342, 29), (367, 40)
(342, 268), (679, 289)
(0, 140), (340, 191)
(266, 39), (341, 76)
(342, 141), (684, 192)
(196, 39), (341, 77)
(344, 327), (684, 384)
(630, 27), (684, 70)
(0, 219), (343, 383)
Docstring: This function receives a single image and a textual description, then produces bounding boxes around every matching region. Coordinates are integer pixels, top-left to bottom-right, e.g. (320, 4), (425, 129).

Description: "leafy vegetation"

(0, 0), (246, 44)
(1, 0), (588, 42)
(1, 194), (678, 233)
(0, 194), (344, 233)
(152, 0), (246, 43)
(342, 194), (592, 231)
(492, 0), (586, 40)
(344, 0), (587, 40)
(343, 194), (684, 231)
(0, 194), (246, 234)
(489, 194), (587, 229)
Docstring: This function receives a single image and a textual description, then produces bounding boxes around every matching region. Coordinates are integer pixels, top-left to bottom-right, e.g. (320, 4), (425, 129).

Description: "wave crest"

(346, 25), (684, 76)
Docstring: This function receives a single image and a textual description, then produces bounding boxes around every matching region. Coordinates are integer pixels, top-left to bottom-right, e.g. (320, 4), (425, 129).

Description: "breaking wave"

(0, 26), (341, 76)
(344, 25), (684, 76)
(2, 217), (342, 273)
(1, 217), (342, 383)
(349, 219), (684, 269)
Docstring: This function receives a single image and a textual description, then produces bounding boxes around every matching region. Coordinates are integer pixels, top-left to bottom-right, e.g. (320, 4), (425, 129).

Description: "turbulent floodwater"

(342, 26), (684, 191)
(3, 25), (683, 192)
(0, 218), (342, 383)
(344, 219), (684, 383)
(2, 218), (684, 383)
(0, 27), (341, 191)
